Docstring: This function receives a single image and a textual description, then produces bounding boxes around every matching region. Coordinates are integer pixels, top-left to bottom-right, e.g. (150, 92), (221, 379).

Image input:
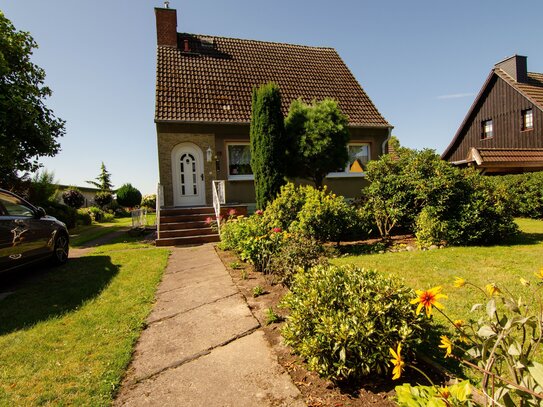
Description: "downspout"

(382, 127), (392, 155)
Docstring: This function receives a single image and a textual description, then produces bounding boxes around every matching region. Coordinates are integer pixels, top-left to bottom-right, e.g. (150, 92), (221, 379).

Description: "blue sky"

(3, 0), (543, 194)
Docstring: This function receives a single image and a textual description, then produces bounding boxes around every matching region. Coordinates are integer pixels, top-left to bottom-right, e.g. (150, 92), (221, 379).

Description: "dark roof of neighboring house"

(454, 148), (543, 172)
(155, 34), (390, 127)
(442, 66), (543, 160)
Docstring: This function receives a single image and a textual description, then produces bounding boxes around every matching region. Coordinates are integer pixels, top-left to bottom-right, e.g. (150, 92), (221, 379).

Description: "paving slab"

(127, 293), (260, 382)
(116, 331), (305, 407)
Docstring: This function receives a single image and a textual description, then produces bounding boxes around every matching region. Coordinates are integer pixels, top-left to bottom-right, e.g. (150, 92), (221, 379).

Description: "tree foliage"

(285, 98), (350, 188)
(86, 162), (113, 192)
(0, 11), (65, 189)
(250, 82), (287, 209)
(116, 183), (142, 208)
(27, 170), (58, 207)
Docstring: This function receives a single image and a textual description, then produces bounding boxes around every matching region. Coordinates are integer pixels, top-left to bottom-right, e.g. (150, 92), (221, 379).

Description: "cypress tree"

(250, 82), (287, 209)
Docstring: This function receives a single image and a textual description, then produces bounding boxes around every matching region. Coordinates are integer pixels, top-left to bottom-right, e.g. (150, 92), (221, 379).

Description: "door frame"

(171, 142), (206, 207)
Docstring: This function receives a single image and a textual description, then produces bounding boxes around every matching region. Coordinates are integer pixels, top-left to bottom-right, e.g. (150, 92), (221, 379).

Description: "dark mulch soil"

(216, 247), (400, 407)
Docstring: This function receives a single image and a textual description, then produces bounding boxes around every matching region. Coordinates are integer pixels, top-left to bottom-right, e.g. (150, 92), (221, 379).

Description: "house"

(154, 6), (392, 208)
(442, 55), (543, 174)
(55, 184), (101, 208)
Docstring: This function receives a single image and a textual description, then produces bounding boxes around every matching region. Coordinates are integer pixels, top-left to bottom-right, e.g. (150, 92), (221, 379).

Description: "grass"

(0, 227), (169, 405)
(334, 218), (543, 324)
(70, 213), (157, 247)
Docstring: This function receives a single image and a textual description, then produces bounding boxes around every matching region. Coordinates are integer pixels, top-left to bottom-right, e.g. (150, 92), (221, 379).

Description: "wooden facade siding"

(446, 74), (543, 162)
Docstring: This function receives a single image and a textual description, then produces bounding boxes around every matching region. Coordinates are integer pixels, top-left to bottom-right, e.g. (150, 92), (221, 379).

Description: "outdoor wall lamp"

(206, 146), (213, 162)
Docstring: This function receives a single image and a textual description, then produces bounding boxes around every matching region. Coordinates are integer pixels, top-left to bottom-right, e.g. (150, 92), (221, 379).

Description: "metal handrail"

(156, 183), (164, 239)
(212, 180), (225, 235)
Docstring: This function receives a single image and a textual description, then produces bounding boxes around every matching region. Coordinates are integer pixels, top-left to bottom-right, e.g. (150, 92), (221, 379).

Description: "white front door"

(172, 143), (206, 206)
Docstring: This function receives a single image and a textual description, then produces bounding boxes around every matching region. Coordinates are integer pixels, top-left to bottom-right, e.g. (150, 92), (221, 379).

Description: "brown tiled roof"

(155, 34), (390, 127)
(494, 69), (543, 110)
(467, 147), (543, 165)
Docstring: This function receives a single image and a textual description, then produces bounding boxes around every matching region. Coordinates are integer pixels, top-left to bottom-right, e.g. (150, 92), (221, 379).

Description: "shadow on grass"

(502, 231), (543, 246)
(0, 256), (119, 335)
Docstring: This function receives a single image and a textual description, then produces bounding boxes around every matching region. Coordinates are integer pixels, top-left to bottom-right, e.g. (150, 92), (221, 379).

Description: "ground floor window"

(327, 143), (370, 177)
(227, 143), (253, 180)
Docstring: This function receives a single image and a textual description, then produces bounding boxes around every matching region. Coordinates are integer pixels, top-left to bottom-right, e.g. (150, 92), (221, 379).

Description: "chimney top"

(155, 6), (177, 48)
(495, 54), (528, 83)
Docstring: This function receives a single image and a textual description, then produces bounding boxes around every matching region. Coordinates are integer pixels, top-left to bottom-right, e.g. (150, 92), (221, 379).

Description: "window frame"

(225, 142), (254, 181)
(522, 109), (533, 131)
(326, 142), (371, 178)
(481, 119), (494, 140)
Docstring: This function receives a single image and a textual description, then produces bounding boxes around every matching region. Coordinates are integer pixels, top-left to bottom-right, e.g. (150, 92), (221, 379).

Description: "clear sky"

(3, 0), (543, 194)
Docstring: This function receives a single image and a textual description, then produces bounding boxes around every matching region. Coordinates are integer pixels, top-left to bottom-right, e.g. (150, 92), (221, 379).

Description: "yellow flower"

(439, 386), (451, 399)
(439, 336), (453, 358)
(389, 343), (404, 380)
(410, 286), (447, 317)
(485, 283), (501, 297)
(454, 277), (466, 288)
(520, 278), (530, 287)
(453, 319), (464, 328)
(534, 268), (543, 280)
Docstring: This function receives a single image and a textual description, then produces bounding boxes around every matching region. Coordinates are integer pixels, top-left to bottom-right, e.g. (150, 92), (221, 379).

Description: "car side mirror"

(36, 207), (47, 218)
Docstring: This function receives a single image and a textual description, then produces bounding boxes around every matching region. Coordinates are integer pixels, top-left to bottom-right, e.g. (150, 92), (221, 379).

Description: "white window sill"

(227, 175), (254, 181)
(326, 172), (366, 178)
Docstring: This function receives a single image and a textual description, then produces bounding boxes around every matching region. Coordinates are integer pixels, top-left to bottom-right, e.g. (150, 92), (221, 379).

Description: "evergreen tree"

(86, 162), (113, 191)
(285, 98), (350, 189)
(250, 82), (287, 209)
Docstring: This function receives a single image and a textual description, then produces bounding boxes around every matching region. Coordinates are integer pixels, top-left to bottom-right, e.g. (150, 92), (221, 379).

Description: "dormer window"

(522, 109), (533, 130)
(481, 119), (493, 139)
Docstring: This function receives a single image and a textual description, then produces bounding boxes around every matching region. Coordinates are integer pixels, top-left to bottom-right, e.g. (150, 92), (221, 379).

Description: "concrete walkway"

(115, 244), (305, 407)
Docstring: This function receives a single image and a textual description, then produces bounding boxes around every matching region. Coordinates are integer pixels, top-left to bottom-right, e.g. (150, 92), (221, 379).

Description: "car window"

(0, 193), (35, 217)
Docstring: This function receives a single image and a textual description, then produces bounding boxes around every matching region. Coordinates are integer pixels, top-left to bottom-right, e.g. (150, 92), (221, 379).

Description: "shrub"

(238, 228), (287, 273)
(62, 188), (85, 209)
(290, 186), (363, 244)
(267, 233), (328, 286)
(141, 194), (157, 210)
(76, 208), (92, 225)
(281, 264), (425, 381)
(218, 214), (267, 252)
(27, 170), (57, 207)
(489, 172), (543, 219)
(262, 183), (309, 230)
(94, 191), (113, 208)
(116, 183), (142, 208)
(42, 201), (77, 229)
(87, 206), (105, 222)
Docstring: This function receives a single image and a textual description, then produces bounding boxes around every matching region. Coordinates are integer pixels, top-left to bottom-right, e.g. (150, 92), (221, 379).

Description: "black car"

(0, 188), (69, 273)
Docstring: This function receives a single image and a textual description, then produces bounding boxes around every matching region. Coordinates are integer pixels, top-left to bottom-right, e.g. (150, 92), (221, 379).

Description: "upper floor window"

(226, 142), (253, 180)
(481, 119), (493, 139)
(522, 109), (533, 130)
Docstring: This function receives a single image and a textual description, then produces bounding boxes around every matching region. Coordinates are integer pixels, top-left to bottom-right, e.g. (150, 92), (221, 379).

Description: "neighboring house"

(55, 185), (101, 208)
(154, 6), (392, 208)
(442, 55), (543, 174)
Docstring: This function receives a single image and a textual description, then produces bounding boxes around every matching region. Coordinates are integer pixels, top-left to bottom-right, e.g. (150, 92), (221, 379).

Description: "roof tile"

(155, 34), (390, 126)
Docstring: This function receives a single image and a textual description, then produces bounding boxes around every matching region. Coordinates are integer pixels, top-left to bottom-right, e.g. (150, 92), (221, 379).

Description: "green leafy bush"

(262, 183), (309, 230)
(87, 206), (105, 222)
(489, 172), (543, 219)
(141, 194), (157, 210)
(61, 188), (84, 209)
(238, 228), (286, 273)
(42, 201), (77, 229)
(27, 170), (58, 207)
(218, 214), (267, 252)
(267, 233), (328, 286)
(281, 264), (425, 381)
(76, 208), (92, 225)
(94, 191), (113, 208)
(116, 183), (142, 208)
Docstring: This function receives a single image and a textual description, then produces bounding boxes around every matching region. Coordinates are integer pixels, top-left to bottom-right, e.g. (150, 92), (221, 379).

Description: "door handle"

(201, 174), (204, 181)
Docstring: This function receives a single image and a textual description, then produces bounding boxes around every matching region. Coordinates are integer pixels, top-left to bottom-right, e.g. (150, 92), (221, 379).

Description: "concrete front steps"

(156, 205), (248, 246)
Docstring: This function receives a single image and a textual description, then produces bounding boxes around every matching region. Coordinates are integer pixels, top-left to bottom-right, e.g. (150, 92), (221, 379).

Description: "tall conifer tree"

(250, 82), (287, 209)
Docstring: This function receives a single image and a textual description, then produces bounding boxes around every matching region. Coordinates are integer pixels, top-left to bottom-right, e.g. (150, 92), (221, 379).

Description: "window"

(327, 143), (370, 177)
(226, 143), (253, 180)
(0, 193), (34, 217)
(522, 109), (533, 130)
(481, 120), (493, 139)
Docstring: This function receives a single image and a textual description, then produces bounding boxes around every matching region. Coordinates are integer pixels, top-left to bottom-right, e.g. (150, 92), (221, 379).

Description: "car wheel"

(51, 233), (69, 265)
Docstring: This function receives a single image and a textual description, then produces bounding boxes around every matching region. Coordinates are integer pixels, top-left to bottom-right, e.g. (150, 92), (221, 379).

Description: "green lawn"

(0, 232), (169, 405)
(70, 213), (157, 247)
(334, 218), (543, 324)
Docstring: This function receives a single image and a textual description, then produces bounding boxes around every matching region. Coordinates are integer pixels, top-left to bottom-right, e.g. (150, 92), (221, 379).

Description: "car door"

(0, 192), (48, 270)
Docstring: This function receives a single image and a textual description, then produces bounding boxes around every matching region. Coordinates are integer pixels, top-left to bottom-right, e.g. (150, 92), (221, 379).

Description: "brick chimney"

(495, 55), (528, 83)
(155, 5), (177, 48)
